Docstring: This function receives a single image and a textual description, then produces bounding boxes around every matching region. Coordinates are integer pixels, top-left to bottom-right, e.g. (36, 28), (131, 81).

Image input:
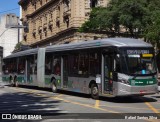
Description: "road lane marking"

(8, 87), (159, 121)
(54, 94), (63, 99)
(10, 87), (119, 113)
(145, 102), (160, 113)
(145, 102), (160, 117)
(94, 100), (99, 108)
(99, 105), (152, 110)
(53, 97), (119, 113)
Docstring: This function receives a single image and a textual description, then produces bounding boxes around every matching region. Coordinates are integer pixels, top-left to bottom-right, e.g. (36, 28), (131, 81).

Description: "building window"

(44, 14), (47, 24)
(56, 7), (60, 28)
(85, 0), (90, 8)
(34, 4), (36, 10)
(32, 21), (36, 38)
(90, 0), (98, 8)
(64, 0), (70, 12)
(40, 0), (42, 6)
(49, 12), (53, 20)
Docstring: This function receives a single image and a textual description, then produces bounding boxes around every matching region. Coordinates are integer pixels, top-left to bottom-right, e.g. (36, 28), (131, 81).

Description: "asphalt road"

(0, 85), (160, 122)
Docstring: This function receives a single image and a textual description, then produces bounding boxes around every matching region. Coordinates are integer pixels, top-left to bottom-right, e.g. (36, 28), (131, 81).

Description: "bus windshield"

(121, 54), (157, 75)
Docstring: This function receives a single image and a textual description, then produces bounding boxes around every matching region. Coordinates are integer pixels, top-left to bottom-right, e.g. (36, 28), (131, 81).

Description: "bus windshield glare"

(121, 54), (157, 75)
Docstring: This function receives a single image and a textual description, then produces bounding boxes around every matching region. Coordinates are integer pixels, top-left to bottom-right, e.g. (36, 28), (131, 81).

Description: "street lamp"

(0, 24), (26, 43)
(11, 24), (26, 43)
(0, 24), (26, 83)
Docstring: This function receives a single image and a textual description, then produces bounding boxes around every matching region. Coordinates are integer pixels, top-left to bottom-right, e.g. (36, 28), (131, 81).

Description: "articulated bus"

(2, 38), (158, 99)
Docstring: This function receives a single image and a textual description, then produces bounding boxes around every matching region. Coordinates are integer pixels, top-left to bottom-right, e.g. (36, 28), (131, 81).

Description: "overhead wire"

(0, 8), (19, 14)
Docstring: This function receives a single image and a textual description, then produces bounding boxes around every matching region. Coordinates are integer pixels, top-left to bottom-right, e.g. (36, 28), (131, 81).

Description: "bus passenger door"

(104, 54), (113, 94)
(63, 55), (68, 88)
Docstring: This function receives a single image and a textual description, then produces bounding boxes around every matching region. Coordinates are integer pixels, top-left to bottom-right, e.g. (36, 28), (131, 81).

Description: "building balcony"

(48, 20), (53, 29)
(32, 29), (36, 36)
(43, 23), (47, 31)
(56, 16), (60, 22)
(23, 33), (27, 40)
(18, 0), (29, 5)
(56, 17), (60, 27)
(38, 26), (42, 34)
(85, 8), (91, 16)
(63, 9), (71, 18)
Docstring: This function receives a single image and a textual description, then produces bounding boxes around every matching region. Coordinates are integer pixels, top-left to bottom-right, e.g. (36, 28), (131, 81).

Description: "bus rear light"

(140, 90), (147, 94)
(109, 80), (112, 84)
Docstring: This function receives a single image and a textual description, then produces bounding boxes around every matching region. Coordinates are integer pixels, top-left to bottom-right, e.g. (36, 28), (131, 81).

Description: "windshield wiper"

(132, 71), (157, 79)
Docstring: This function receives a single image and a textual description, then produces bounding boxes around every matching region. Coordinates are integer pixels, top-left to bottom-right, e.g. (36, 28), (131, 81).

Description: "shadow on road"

(17, 85), (91, 99)
(0, 88), (69, 121)
(150, 95), (160, 98)
(12, 85), (157, 104)
(99, 96), (157, 103)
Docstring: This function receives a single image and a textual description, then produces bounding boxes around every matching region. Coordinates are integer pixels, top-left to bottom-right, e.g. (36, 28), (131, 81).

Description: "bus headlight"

(119, 79), (130, 85)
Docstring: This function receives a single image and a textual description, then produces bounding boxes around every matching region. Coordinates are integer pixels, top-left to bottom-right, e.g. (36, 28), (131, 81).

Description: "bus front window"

(122, 54), (156, 75)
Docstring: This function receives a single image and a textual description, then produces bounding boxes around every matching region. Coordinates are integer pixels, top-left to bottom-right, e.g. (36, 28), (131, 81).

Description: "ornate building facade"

(19, 0), (109, 47)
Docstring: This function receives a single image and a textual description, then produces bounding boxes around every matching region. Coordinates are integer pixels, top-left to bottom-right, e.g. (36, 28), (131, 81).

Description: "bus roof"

(4, 38), (152, 59)
(46, 38), (152, 52)
(4, 48), (38, 59)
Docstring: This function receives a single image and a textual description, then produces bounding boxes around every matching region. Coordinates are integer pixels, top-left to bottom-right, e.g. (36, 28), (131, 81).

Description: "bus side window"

(52, 57), (61, 75)
(89, 53), (101, 76)
(18, 57), (25, 74)
(68, 54), (79, 76)
(30, 56), (34, 74)
(78, 54), (89, 76)
(3, 60), (9, 74)
(45, 54), (52, 75)
(115, 54), (120, 72)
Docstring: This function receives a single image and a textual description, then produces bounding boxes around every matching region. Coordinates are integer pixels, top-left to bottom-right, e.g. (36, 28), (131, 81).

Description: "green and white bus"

(2, 38), (158, 99)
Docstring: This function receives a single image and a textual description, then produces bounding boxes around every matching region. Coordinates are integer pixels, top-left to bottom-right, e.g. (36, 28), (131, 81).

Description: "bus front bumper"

(115, 82), (158, 96)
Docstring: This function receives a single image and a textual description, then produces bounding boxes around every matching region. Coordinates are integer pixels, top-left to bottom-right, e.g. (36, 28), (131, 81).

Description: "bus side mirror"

(113, 72), (118, 81)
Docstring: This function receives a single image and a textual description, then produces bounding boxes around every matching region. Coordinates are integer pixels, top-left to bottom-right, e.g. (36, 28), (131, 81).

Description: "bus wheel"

(51, 79), (57, 93)
(10, 77), (14, 87)
(14, 78), (18, 87)
(91, 84), (99, 99)
(15, 81), (18, 87)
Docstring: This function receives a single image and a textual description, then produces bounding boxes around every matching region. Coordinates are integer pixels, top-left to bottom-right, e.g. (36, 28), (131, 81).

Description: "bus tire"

(10, 77), (14, 87)
(91, 84), (99, 99)
(14, 77), (18, 87)
(51, 79), (57, 93)
(14, 79), (18, 87)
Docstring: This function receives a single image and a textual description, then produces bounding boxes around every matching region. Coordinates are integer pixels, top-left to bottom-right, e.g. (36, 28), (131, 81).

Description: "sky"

(0, 0), (20, 17)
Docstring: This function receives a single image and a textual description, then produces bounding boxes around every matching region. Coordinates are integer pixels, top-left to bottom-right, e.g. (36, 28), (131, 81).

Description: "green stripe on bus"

(129, 78), (157, 86)
(2, 76), (10, 81)
(45, 78), (61, 86)
(17, 76), (24, 82)
(45, 78), (50, 85)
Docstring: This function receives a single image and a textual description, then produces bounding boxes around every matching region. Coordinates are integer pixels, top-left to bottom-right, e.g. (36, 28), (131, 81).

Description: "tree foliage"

(79, 0), (160, 48)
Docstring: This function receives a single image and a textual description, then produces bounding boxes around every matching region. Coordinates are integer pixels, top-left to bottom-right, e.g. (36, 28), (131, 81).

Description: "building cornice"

(31, 27), (79, 47)
(26, 0), (59, 18)
(18, 0), (30, 5)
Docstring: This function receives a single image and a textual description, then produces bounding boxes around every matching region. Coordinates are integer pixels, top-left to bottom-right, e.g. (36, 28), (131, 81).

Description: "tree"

(79, 0), (160, 47)
(144, 0), (160, 48)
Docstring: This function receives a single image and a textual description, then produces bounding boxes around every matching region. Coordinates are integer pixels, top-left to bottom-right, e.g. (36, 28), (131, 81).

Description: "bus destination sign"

(127, 50), (149, 55)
